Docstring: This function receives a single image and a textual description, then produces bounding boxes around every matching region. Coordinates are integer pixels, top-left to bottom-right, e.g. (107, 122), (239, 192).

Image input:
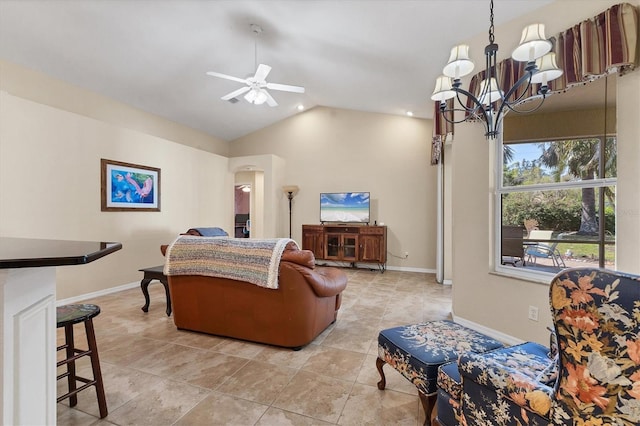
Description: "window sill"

(491, 265), (555, 285)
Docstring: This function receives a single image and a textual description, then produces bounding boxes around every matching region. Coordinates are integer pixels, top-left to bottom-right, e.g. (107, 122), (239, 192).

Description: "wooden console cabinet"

(302, 225), (387, 271)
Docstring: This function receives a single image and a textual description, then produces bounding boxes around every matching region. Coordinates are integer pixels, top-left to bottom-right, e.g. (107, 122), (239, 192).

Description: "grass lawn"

(556, 241), (615, 263)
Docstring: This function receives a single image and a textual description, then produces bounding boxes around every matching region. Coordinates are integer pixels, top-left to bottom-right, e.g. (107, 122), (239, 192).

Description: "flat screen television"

(320, 192), (370, 224)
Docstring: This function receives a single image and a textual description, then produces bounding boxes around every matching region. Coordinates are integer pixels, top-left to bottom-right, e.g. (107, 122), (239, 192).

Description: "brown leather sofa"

(161, 241), (347, 349)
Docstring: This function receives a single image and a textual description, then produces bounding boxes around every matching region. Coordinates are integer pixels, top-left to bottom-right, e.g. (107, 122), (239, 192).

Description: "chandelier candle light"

(431, 0), (563, 138)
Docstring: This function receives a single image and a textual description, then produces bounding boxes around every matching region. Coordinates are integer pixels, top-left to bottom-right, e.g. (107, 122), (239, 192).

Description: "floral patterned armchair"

(458, 267), (640, 425)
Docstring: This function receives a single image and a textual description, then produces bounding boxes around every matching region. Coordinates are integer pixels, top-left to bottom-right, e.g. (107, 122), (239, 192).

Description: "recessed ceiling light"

(406, 111), (414, 117)
(297, 105), (304, 111)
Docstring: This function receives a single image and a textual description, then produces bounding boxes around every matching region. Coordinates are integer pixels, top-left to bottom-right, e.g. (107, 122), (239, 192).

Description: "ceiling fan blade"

(253, 64), (272, 82)
(221, 86), (250, 101)
(264, 90), (278, 107)
(206, 71), (247, 84)
(265, 82), (305, 93)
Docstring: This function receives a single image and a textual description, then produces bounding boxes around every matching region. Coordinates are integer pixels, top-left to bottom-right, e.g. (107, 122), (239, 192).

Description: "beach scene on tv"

(320, 192), (370, 223)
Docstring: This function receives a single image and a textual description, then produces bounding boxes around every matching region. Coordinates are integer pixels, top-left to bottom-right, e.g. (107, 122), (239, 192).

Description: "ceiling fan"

(206, 24), (305, 107)
(206, 63), (305, 107)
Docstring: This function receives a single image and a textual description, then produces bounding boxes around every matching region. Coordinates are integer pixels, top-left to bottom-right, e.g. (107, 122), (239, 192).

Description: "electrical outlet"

(528, 305), (539, 321)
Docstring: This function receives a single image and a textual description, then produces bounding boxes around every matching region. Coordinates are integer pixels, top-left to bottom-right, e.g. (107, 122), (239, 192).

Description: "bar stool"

(56, 304), (108, 418)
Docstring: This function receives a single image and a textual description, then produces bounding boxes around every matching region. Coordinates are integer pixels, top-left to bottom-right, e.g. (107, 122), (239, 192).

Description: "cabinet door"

(359, 235), (383, 262)
(302, 229), (324, 259)
(325, 234), (341, 260)
(342, 235), (358, 261)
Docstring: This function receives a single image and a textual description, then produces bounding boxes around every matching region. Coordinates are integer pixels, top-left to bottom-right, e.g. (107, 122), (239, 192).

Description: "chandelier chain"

(489, 0), (495, 44)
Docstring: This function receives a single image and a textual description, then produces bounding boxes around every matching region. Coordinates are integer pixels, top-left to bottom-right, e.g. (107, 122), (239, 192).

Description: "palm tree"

(538, 137), (616, 235)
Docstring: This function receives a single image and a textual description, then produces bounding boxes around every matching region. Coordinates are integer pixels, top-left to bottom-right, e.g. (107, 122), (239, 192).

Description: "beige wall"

(450, 0), (640, 344)
(0, 63), (233, 300)
(0, 60), (229, 156)
(230, 106), (437, 271)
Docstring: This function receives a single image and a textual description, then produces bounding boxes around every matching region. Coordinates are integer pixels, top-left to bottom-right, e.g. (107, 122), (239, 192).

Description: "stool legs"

(85, 318), (108, 418)
(57, 317), (108, 418)
(375, 357), (387, 390)
(418, 391), (437, 426)
(377, 356), (435, 426)
(63, 324), (78, 407)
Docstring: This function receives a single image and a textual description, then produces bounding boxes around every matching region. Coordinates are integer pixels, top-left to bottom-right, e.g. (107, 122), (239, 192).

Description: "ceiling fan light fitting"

(254, 90), (268, 105)
(244, 89), (258, 103)
(206, 24), (305, 107)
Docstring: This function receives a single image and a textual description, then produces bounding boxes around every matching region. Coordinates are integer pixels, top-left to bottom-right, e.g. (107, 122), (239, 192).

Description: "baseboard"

(386, 265), (435, 274)
(56, 264), (440, 305)
(314, 260), (435, 274)
(56, 281), (139, 306)
(451, 315), (524, 346)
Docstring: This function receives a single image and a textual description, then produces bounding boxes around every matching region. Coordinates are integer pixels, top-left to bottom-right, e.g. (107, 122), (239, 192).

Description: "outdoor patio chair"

(525, 230), (566, 267)
(523, 218), (539, 237)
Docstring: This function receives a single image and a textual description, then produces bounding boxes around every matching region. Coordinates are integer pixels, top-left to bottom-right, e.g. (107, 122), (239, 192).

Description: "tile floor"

(57, 269), (452, 425)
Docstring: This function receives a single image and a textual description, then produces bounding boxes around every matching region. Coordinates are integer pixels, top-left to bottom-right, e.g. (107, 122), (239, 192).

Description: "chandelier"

(431, 0), (563, 139)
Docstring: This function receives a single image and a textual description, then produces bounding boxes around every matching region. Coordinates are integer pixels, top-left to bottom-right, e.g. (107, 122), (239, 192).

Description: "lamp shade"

(431, 76), (456, 101)
(282, 185), (299, 196)
(478, 77), (504, 105)
(531, 52), (563, 85)
(511, 24), (552, 62)
(443, 45), (475, 79)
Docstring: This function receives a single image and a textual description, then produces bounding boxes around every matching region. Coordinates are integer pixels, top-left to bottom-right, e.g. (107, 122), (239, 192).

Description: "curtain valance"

(433, 2), (638, 139)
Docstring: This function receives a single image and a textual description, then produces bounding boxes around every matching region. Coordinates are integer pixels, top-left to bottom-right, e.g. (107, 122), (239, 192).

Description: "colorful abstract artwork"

(101, 159), (160, 211)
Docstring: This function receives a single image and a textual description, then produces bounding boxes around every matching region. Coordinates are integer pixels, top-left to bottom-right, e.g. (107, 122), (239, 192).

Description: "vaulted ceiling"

(0, 0), (554, 141)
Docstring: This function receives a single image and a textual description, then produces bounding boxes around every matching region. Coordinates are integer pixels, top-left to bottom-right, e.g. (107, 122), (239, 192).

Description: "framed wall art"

(101, 159), (161, 211)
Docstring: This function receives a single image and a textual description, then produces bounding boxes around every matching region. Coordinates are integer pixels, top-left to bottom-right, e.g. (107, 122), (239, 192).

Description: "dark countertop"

(0, 237), (122, 269)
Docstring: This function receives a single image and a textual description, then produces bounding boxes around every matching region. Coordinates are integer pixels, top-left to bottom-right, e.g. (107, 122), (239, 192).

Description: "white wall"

(450, 0), (640, 344)
(0, 62), (233, 300)
(229, 106), (437, 271)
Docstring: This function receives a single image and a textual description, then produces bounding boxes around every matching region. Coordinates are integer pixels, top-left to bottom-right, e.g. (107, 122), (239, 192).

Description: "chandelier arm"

(503, 94), (547, 115)
(501, 69), (538, 109)
(452, 89), (486, 117)
(493, 68), (539, 120)
(451, 86), (491, 123)
(439, 104), (487, 125)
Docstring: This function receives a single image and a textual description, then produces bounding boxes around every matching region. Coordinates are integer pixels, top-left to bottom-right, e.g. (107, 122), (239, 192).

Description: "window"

(496, 136), (616, 277)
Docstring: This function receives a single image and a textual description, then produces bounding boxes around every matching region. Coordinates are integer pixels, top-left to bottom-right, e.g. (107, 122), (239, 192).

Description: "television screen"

(320, 192), (370, 223)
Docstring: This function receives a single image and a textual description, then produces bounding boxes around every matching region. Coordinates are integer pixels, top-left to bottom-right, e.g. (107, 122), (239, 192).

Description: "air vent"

(228, 98), (239, 104)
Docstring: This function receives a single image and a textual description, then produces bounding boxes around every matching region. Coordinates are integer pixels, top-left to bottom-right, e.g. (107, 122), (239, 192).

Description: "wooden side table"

(139, 265), (171, 316)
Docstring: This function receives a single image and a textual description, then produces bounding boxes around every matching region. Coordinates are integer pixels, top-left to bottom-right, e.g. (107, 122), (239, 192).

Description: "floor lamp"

(282, 185), (299, 238)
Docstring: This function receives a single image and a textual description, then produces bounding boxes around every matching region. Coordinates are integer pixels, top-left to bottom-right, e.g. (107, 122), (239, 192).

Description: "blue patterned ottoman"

(435, 342), (552, 425)
(376, 320), (503, 424)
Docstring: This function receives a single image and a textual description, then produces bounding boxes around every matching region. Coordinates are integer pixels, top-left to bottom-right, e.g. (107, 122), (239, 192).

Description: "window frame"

(493, 133), (617, 280)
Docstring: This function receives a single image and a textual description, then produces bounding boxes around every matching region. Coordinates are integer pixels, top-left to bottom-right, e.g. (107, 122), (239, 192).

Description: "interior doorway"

(234, 184), (251, 238)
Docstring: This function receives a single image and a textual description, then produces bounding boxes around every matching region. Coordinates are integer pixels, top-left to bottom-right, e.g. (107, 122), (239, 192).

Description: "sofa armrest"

(286, 263), (347, 297)
(459, 351), (554, 417)
(281, 249), (315, 268)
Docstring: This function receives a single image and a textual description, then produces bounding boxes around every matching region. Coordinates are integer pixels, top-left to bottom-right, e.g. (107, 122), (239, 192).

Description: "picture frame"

(101, 159), (161, 211)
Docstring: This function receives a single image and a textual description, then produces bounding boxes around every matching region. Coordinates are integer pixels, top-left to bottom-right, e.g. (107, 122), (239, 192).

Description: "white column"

(1, 267), (56, 425)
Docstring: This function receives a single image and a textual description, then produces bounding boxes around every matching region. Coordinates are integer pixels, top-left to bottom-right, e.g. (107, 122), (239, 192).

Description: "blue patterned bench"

(376, 320), (504, 424)
(436, 341), (553, 426)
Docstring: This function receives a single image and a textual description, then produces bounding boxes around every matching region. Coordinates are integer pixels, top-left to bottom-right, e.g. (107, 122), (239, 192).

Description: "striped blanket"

(163, 236), (297, 289)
